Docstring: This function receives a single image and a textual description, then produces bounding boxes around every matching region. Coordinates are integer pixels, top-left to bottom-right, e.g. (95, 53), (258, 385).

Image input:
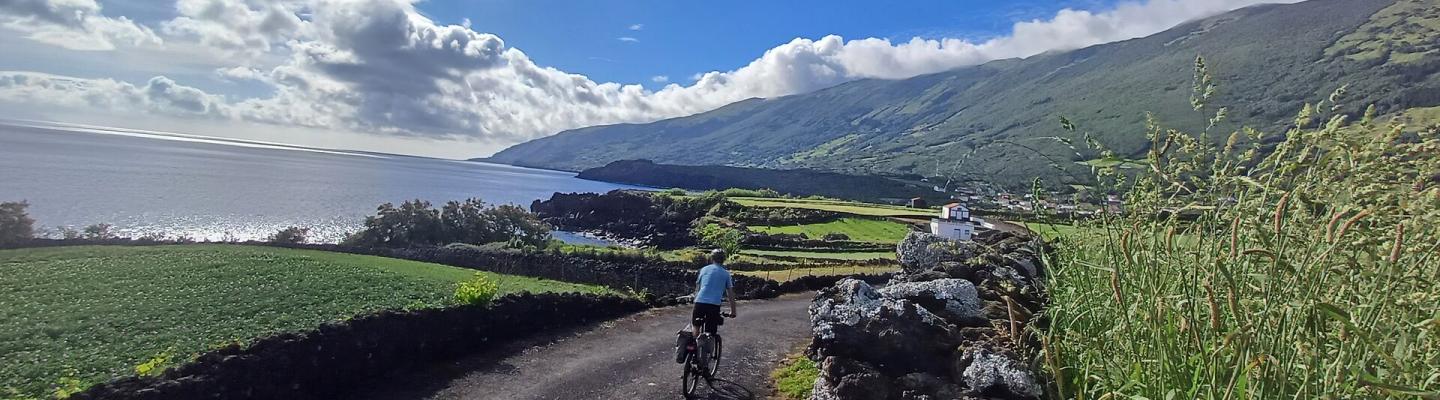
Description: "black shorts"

(692, 303), (723, 334)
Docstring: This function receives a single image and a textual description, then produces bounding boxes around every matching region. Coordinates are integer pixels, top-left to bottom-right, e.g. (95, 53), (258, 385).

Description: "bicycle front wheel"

(707, 335), (723, 376)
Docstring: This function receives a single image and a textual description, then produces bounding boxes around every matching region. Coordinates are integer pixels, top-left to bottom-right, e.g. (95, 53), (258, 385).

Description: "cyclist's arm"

(724, 287), (736, 317)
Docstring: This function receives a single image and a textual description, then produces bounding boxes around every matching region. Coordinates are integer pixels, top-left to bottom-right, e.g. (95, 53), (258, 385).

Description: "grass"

(729, 197), (936, 218)
(741, 249), (895, 261)
(0, 245), (606, 398)
(1042, 74), (1440, 398)
(1013, 221), (1104, 241)
(735, 265), (897, 282)
(770, 354), (818, 400)
(749, 218), (913, 243)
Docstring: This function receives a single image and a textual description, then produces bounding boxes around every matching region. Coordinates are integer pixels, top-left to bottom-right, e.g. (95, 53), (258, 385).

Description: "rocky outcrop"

(808, 230), (1049, 400)
(529, 190), (721, 248)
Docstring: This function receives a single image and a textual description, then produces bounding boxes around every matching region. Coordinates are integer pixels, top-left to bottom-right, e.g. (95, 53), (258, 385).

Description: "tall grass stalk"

(1042, 57), (1440, 399)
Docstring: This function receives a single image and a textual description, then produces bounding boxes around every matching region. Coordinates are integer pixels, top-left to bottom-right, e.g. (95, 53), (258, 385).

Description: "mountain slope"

(489, 0), (1439, 188)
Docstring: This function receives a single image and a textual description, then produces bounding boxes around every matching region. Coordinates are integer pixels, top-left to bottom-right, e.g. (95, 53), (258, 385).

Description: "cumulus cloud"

(0, 72), (227, 117)
(651, 75), (669, 83)
(617, 36), (639, 43)
(628, 23), (643, 31)
(161, 0), (309, 58)
(0, 0), (1298, 150)
(0, 0), (161, 50)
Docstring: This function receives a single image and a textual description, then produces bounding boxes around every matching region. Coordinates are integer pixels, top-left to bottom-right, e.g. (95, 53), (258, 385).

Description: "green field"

(729, 197), (936, 218)
(1014, 221), (1100, 241)
(750, 218), (913, 243)
(736, 265), (897, 282)
(0, 245), (606, 398)
(742, 249), (894, 261)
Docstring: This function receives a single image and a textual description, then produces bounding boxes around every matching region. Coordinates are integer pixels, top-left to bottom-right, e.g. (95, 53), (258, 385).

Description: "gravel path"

(355, 293), (816, 400)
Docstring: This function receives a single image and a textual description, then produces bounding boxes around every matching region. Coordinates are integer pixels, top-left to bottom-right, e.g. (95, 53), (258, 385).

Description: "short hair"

(709, 249), (728, 264)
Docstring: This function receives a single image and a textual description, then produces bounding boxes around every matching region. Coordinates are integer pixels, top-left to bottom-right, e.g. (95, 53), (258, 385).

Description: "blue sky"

(0, 0), (1290, 158)
(423, 0), (1112, 88)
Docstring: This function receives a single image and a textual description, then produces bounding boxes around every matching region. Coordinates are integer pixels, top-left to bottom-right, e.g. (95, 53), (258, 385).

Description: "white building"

(930, 203), (983, 241)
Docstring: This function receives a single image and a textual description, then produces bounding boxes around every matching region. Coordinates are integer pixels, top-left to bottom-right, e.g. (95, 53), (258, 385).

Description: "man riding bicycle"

(692, 249), (737, 337)
(675, 249), (738, 395)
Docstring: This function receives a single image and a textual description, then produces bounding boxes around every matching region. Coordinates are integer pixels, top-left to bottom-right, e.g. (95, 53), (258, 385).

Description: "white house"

(930, 203), (982, 241)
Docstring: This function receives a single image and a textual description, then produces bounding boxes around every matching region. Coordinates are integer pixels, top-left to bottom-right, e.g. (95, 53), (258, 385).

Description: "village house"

(930, 203), (983, 241)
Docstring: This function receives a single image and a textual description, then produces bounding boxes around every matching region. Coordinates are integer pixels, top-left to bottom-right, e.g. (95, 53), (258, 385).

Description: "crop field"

(750, 218), (913, 243)
(0, 245), (605, 398)
(735, 265), (897, 282)
(729, 197), (935, 218)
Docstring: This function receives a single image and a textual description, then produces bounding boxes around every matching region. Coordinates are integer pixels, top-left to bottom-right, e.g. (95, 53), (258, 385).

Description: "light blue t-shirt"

(695, 264), (733, 305)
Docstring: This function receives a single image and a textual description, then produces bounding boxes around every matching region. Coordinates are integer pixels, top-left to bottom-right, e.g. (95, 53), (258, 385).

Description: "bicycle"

(678, 312), (733, 397)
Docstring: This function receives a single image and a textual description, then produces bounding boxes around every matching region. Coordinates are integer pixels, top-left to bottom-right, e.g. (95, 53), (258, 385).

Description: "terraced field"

(729, 197), (935, 218)
(750, 217), (913, 243)
(0, 245), (606, 398)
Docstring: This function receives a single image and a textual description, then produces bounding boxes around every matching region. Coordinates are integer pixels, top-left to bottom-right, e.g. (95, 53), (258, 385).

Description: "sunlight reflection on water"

(1, 124), (645, 243)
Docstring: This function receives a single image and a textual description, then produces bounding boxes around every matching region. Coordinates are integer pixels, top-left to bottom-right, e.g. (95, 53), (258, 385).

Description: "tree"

(267, 226), (311, 244)
(347, 198), (551, 248)
(82, 223), (118, 240)
(0, 201), (35, 245)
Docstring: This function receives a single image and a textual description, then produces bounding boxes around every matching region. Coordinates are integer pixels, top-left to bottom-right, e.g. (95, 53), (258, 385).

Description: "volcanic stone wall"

(807, 230), (1051, 399)
(69, 293), (646, 400)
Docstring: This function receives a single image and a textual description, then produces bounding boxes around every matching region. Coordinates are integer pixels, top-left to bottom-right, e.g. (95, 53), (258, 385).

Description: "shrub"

(81, 223), (117, 240)
(662, 188), (688, 197)
(267, 226), (311, 244)
(1043, 59), (1440, 398)
(718, 188), (782, 198)
(453, 273), (500, 306)
(694, 224), (744, 256)
(0, 201), (35, 245)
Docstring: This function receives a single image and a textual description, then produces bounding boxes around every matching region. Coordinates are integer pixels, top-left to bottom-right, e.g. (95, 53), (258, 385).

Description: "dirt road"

(356, 293), (816, 400)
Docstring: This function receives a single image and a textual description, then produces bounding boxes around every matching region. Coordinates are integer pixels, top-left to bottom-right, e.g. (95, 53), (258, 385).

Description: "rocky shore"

(807, 230), (1049, 399)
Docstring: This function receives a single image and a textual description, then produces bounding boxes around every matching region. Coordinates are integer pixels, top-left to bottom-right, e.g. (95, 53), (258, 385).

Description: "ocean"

(0, 122), (644, 242)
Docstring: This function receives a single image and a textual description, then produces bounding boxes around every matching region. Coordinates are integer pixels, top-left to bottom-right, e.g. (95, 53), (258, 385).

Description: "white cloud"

(161, 0), (309, 58)
(0, 0), (1298, 155)
(0, 0), (161, 50)
(617, 36), (639, 43)
(0, 72), (227, 117)
(628, 23), (643, 31)
(651, 75), (669, 83)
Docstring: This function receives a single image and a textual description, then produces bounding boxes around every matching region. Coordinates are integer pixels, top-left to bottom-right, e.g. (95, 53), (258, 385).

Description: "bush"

(717, 188), (782, 198)
(0, 201), (35, 245)
(693, 224), (744, 256)
(82, 223), (118, 240)
(453, 273), (500, 306)
(267, 226), (310, 244)
(345, 199), (551, 248)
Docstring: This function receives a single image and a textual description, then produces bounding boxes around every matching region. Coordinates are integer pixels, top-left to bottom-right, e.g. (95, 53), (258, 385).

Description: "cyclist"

(692, 249), (736, 339)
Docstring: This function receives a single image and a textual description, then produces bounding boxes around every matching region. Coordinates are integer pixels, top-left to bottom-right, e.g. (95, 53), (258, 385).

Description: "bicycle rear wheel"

(681, 353), (703, 397)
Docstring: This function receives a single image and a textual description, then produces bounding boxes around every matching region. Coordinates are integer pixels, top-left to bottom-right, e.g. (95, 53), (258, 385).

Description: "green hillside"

(488, 0), (1439, 189)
